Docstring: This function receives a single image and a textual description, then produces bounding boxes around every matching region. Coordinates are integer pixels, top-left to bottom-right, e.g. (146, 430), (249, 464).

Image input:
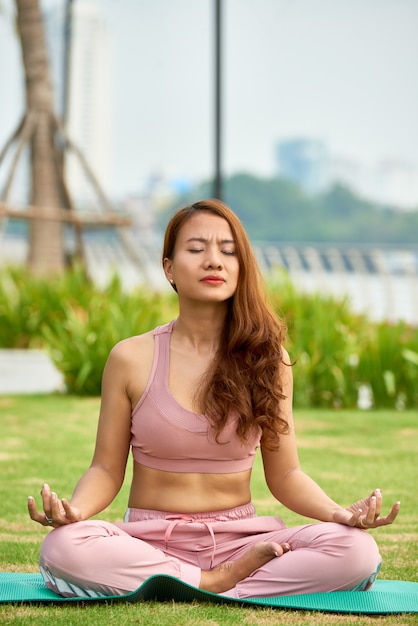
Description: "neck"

(173, 304), (228, 353)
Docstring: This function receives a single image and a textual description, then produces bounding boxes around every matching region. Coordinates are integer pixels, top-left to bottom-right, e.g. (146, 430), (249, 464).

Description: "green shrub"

(357, 321), (418, 409)
(0, 266), (417, 407)
(0, 267), (62, 348)
(41, 275), (177, 395)
(0, 266), (177, 394)
(268, 269), (362, 407)
(267, 269), (418, 409)
(0, 264), (97, 348)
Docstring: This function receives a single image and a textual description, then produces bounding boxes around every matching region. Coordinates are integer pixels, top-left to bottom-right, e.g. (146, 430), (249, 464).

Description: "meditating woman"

(28, 199), (400, 599)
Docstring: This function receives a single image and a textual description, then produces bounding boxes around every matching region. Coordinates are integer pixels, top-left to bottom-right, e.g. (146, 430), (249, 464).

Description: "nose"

(204, 248), (223, 270)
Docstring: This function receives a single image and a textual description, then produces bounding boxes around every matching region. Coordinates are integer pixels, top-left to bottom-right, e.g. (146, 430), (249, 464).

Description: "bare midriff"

(128, 462), (253, 513)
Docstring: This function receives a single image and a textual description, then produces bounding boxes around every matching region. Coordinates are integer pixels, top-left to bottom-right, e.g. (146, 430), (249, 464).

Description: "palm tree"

(0, 0), (70, 273)
(0, 0), (129, 275)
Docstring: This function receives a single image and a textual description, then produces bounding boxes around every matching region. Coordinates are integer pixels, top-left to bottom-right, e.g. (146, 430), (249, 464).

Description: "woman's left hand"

(334, 489), (400, 529)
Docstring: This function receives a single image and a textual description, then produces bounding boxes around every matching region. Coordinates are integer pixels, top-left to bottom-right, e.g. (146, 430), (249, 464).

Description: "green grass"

(0, 395), (417, 625)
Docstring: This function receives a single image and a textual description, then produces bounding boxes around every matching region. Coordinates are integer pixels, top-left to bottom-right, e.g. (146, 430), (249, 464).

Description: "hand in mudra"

(28, 483), (81, 528)
(334, 488), (400, 529)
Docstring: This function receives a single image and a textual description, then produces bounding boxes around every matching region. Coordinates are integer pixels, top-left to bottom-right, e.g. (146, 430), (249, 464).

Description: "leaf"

(383, 370), (396, 397)
(402, 349), (418, 366)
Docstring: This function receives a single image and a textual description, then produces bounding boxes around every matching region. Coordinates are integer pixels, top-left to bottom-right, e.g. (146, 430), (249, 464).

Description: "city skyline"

(1, 0), (417, 205)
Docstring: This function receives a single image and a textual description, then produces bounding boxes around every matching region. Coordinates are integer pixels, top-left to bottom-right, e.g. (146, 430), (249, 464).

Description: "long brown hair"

(162, 199), (289, 449)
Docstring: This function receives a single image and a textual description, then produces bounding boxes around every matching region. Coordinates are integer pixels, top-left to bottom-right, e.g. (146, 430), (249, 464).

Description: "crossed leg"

(200, 541), (290, 593)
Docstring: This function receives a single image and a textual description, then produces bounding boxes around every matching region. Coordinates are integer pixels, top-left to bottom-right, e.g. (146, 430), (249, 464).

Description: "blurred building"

(45, 1), (111, 208)
(329, 157), (418, 210)
(367, 159), (418, 210)
(276, 138), (329, 194)
(276, 137), (418, 210)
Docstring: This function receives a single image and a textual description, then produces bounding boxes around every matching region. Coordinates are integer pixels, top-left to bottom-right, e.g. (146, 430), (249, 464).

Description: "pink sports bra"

(130, 321), (261, 473)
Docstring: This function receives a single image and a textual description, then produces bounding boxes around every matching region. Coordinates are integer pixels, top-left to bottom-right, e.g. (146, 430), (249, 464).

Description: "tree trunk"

(16, 0), (66, 274)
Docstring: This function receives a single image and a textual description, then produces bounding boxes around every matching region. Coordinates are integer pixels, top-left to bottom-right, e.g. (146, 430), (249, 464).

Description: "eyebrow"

(185, 237), (235, 245)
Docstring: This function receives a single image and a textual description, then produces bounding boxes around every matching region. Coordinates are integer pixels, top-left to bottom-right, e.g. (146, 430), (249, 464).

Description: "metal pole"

(214, 0), (222, 200)
(62, 0), (74, 126)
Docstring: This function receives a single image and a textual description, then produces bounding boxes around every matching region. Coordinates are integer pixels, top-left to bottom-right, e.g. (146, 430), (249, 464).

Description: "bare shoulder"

(280, 346), (292, 364)
(104, 329), (156, 409)
(279, 346), (293, 373)
(108, 330), (155, 364)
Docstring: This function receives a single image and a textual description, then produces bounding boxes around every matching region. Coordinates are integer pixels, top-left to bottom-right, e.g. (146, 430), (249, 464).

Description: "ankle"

(199, 562), (233, 594)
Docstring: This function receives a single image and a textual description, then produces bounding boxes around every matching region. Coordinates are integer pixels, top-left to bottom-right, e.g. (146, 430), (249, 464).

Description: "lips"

(201, 276), (225, 285)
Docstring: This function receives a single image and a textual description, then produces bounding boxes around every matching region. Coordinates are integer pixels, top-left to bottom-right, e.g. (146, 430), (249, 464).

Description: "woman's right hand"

(28, 484), (82, 528)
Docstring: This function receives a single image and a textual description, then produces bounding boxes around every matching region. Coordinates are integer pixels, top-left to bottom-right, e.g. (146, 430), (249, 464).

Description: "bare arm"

(28, 340), (134, 527)
(262, 351), (400, 529)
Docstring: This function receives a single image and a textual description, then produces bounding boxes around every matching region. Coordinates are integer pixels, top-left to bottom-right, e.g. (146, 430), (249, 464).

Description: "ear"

(163, 257), (173, 282)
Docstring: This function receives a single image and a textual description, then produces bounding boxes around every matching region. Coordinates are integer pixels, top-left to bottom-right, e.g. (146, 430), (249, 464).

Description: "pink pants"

(39, 503), (382, 599)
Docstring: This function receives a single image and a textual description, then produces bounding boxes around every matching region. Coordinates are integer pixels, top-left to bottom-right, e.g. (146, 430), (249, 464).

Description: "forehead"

(177, 212), (234, 241)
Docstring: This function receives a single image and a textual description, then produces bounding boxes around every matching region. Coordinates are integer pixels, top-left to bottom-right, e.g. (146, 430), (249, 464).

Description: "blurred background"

(1, 0), (417, 324)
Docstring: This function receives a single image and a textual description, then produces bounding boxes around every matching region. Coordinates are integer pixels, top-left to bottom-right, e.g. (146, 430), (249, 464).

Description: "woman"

(28, 199), (400, 599)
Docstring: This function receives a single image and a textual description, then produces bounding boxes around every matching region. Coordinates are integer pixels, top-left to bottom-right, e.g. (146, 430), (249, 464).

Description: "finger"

(374, 501), (401, 527)
(28, 496), (50, 525)
(50, 493), (76, 525)
(40, 484), (53, 518)
(353, 507), (373, 529)
(40, 483), (51, 499)
(28, 496), (40, 521)
(50, 492), (64, 522)
(364, 495), (377, 524)
(61, 499), (77, 522)
(348, 510), (363, 527)
(273, 543), (291, 557)
(372, 488), (382, 518)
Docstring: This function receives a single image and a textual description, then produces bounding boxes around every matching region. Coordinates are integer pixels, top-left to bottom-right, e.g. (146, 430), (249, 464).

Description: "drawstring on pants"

(164, 515), (217, 568)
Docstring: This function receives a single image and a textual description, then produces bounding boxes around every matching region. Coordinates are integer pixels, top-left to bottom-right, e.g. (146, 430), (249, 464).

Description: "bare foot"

(199, 541), (290, 594)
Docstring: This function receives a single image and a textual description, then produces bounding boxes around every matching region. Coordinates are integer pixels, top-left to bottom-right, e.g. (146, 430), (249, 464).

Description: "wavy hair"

(162, 199), (290, 449)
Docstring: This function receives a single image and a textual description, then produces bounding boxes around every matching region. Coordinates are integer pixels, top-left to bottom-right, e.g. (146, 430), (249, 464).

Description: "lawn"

(0, 395), (417, 625)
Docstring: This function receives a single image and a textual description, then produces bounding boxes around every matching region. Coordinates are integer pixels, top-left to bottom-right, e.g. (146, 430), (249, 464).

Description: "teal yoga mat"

(1, 573), (417, 613)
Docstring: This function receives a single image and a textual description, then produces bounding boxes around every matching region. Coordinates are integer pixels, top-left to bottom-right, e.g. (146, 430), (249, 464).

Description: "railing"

(254, 242), (418, 325)
(1, 231), (417, 324)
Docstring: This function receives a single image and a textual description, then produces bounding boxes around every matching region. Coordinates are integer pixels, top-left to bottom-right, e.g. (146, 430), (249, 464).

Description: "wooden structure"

(0, 0), (133, 274)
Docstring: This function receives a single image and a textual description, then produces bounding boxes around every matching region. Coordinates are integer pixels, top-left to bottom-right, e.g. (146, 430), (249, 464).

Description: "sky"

(1, 0), (418, 200)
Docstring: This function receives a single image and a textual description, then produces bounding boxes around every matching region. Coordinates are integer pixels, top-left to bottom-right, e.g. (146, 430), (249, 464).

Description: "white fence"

(1, 233), (417, 325)
(255, 243), (418, 325)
